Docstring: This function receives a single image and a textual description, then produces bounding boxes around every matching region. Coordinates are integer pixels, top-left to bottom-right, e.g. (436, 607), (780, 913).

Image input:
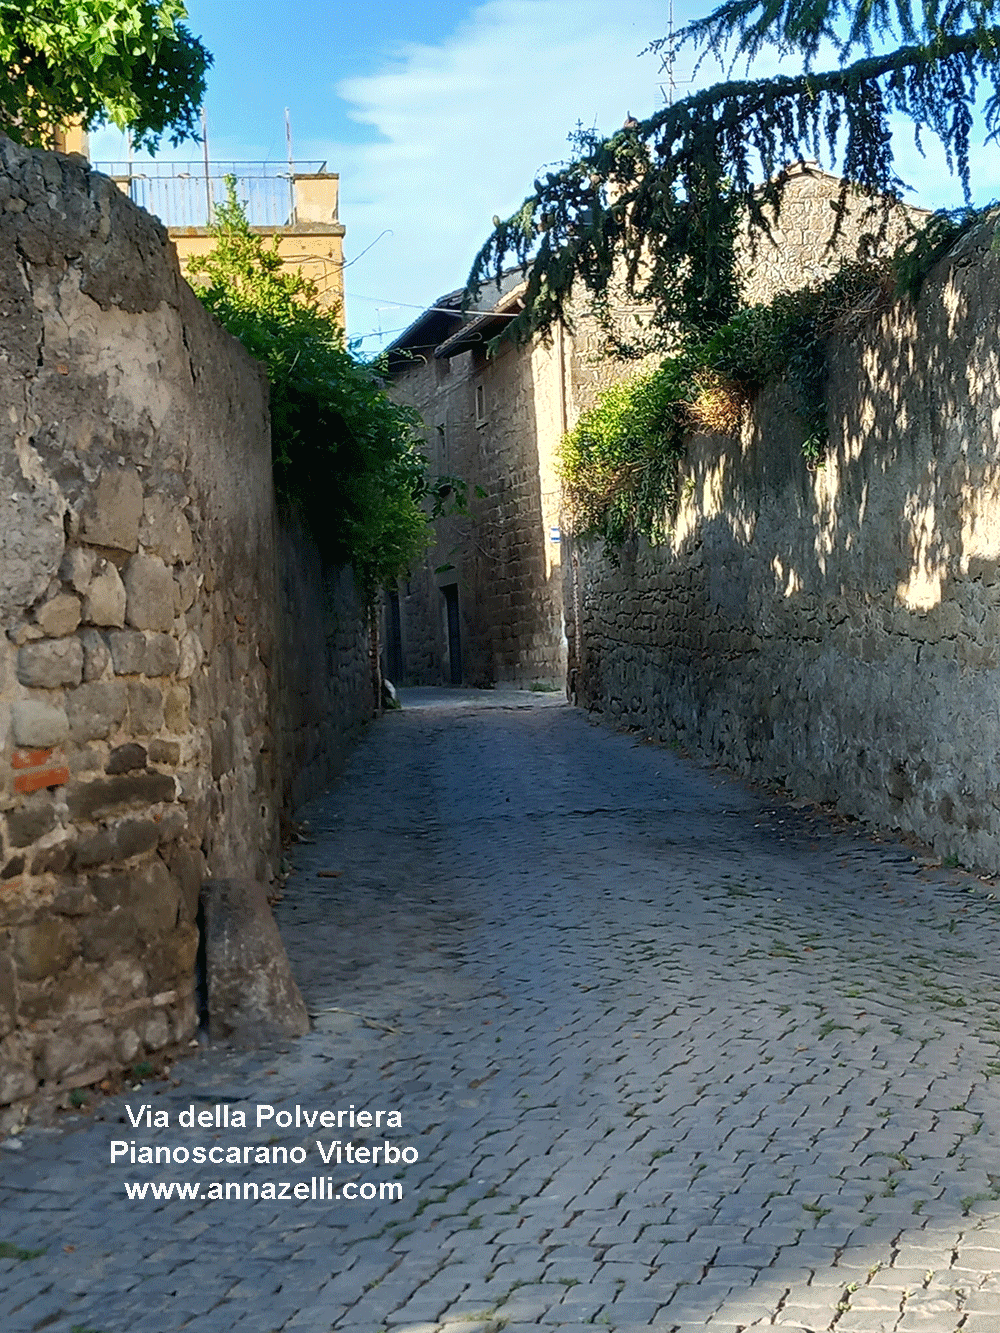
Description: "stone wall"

(567, 214), (1000, 872)
(276, 515), (373, 812)
(735, 162), (922, 306)
(388, 338), (566, 688)
(0, 138), (371, 1121)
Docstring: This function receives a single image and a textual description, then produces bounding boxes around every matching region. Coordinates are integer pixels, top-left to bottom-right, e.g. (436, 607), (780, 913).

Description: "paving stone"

(7, 693), (1000, 1331)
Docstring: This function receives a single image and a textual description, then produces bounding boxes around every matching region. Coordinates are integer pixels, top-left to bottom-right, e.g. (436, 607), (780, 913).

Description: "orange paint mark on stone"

(11, 748), (54, 770)
(14, 765), (70, 795)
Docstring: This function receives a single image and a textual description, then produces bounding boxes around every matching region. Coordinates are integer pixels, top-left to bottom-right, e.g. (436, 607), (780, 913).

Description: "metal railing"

(92, 160), (328, 228)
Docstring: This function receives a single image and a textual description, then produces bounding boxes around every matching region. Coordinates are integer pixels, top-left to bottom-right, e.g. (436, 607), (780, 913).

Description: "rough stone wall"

(388, 340), (566, 688)
(276, 516), (373, 812)
(0, 138), (371, 1119)
(567, 215), (1000, 872)
(735, 163), (922, 306)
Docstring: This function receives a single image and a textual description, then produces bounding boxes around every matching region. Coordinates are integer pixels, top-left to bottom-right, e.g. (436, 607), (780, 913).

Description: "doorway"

(442, 583), (462, 685)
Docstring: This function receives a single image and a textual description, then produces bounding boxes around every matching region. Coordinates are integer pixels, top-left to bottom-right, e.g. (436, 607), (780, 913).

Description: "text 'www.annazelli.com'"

(123, 1178), (403, 1202)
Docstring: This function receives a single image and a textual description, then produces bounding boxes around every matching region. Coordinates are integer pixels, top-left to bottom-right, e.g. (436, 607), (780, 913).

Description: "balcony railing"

(93, 160), (329, 229)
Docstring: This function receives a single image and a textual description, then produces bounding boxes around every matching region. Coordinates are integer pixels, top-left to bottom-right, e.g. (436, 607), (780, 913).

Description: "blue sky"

(90, 0), (996, 350)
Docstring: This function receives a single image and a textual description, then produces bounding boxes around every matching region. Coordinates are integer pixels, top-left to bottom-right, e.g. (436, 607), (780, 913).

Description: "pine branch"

(468, 28), (1000, 346)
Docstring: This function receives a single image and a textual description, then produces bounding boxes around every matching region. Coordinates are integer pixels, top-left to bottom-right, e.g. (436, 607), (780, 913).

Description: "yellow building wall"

(99, 170), (346, 326)
(171, 226), (345, 321)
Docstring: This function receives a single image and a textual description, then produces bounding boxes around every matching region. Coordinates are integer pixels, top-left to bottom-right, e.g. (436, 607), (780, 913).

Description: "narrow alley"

(3, 689), (1000, 1333)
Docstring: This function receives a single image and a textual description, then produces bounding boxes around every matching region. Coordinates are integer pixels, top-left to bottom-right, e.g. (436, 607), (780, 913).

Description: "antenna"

(658, 0), (692, 107)
(285, 108), (296, 224)
(201, 106), (212, 223)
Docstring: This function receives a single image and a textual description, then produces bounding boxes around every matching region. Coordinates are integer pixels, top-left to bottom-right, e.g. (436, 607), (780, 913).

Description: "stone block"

(106, 743), (147, 775)
(148, 738), (181, 766)
(123, 552), (175, 632)
(140, 494), (194, 564)
(80, 466), (143, 552)
(131, 859), (183, 942)
(72, 828), (118, 870)
(75, 816), (160, 870)
(156, 807), (187, 844)
(17, 637), (84, 688)
(115, 818), (160, 861)
(32, 840), (73, 875)
(176, 566), (200, 611)
(145, 920), (198, 991)
(142, 1009), (171, 1051)
(79, 627), (111, 681)
(107, 629), (147, 674)
(164, 684), (189, 732)
(82, 562), (126, 627)
(201, 878), (310, 1045)
(11, 699), (69, 747)
(128, 681), (164, 734)
(144, 632), (181, 677)
(65, 680), (128, 742)
(12, 916), (79, 982)
(36, 592), (82, 637)
(0, 1034), (36, 1103)
(66, 771), (176, 821)
(88, 859), (181, 946)
(59, 546), (95, 594)
(41, 1022), (114, 1083)
(166, 843), (204, 922)
(178, 629), (203, 679)
(77, 908), (138, 962)
(117, 1028), (141, 1063)
(5, 798), (58, 848)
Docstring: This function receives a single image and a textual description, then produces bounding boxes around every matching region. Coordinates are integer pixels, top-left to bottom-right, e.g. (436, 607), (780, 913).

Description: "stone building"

(384, 163), (919, 691)
(383, 273), (569, 688)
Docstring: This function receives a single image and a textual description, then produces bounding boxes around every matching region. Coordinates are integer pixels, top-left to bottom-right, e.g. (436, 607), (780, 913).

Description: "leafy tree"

(469, 0), (1000, 344)
(187, 183), (435, 597)
(0, 0), (210, 151)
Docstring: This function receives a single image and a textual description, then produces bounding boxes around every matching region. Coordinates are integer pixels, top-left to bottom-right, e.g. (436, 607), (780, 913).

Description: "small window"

(475, 383), (486, 426)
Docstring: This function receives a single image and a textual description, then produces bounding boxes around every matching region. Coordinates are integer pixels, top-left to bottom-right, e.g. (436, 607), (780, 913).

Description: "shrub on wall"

(187, 182), (433, 597)
(560, 205), (989, 552)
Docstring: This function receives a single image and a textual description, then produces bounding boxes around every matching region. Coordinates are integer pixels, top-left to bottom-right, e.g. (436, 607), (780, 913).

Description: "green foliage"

(560, 201), (995, 551)
(187, 182), (435, 596)
(559, 359), (697, 552)
(469, 0), (1000, 347)
(0, 1241), (46, 1261)
(0, 0), (210, 152)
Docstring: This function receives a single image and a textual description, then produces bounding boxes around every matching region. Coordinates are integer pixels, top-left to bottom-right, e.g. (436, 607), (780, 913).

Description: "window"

(475, 383), (486, 426)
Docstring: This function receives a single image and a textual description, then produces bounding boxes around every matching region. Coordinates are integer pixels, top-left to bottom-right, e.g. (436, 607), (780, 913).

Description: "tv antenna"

(658, 0), (693, 106)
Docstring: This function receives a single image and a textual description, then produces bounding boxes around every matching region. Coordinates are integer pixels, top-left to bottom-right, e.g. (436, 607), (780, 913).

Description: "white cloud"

(306, 0), (676, 345)
(89, 0), (991, 350)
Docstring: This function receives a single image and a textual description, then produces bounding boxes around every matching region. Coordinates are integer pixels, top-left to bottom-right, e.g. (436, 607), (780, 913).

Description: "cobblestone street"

(4, 688), (1000, 1332)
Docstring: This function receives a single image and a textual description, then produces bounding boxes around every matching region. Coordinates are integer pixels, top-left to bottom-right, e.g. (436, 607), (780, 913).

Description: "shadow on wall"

(570, 216), (1000, 871)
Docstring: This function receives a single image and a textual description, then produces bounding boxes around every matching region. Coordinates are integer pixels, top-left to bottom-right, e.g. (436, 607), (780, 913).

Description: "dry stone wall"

(0, 138), (371, 1122)
(567, 216), (1000, 872)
